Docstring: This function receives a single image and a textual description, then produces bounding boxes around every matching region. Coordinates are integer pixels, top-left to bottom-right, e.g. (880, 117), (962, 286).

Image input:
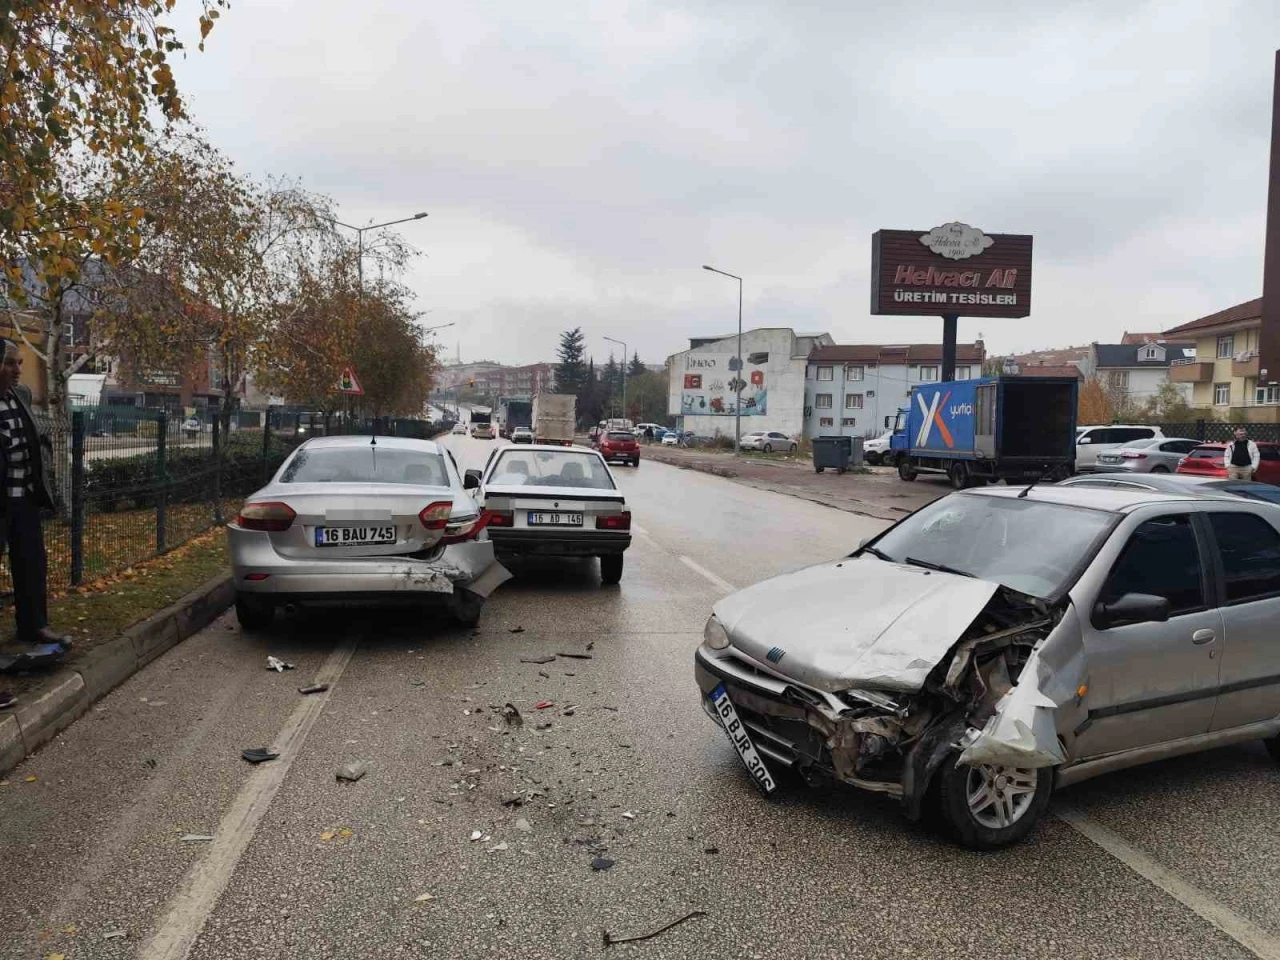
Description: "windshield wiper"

(859, 545), (892, 562)
(904, 556), (974, 578)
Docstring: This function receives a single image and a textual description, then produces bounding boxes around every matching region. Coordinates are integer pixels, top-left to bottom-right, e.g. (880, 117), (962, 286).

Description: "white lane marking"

(630, 521), (649, 536)
(679, 555), (736, 593)
(1056, 803), (1280, 960)
(139, 641), (358, 960)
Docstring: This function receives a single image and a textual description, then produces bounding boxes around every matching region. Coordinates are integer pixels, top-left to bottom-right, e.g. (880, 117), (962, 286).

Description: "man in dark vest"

(1225, 426), (1261, 482)
(0, 338), (71, 654)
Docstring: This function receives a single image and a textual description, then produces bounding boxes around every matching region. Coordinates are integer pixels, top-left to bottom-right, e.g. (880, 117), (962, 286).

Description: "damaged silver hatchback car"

(696, 485), (1280, 848)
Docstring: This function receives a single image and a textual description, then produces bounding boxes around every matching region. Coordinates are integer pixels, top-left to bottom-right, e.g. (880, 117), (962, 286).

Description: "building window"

(814, 393), (833, 409)
(1214, 382), (1231, 405)
(845, 365), (864, 381)
(1257, 384), (1280, 405)
(819, 417), (834, 427)
(1107, 371), (1129, 390)
(1217, 335), (1235, 359)
(845, 394), (863, 409)
(841, 417), (857, 427)
(955, 365), (972, 380)
(816, 366), (833, 381)
(1142, 346), (1159, 360)
(919, 366), (939, 382)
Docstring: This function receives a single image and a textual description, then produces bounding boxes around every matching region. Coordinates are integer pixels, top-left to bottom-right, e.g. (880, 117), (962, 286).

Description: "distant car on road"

(451, 423), (468, 435)
(598, 430), (640, 466)
(227, 436), (508, 630)
(471, 422), (495, 440)
(1091, 437), (1199, 474)
(696, 482), (1280, 848)
(1057, 473), (1280, 504)
(661, 431), (680, 446)
(468, 445), (631, 584)
(1177, 442), (1280, 484)
(510, 426), (534, 444)
(182, 417), (201, 434)
(863, 430), (893, 465)
(741, 430), (797, 454)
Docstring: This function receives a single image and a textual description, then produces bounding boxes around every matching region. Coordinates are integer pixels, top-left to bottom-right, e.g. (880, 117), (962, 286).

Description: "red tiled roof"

(809, 343), (985, 364)
(1120, 331), (1162, 345)
(1015, 363), (1084, 379)
(1163, 298), (1262, 337)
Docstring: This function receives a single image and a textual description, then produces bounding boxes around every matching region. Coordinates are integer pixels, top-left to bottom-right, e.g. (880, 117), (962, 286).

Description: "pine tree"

(628, 352), (646, 377)
(602, 353), (620, 414)
(556, 327), (587, 397)
(580, 357), (604, 426)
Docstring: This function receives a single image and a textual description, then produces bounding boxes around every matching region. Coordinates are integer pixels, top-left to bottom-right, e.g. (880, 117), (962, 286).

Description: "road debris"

(535, 722), (552, 730)
(591, 856), (615, 871)
(621, 811), (635, 820)
(587, 642), (595, 651)
(520, 654), (555, 664)
(266, 656), (295, 672)
(414, 893), (435, 902)
(336, 762), (368, 783)
(602, 911), (707, 948)
(538, 670), (550, 679)
(179, 834), (215, 842)
(510, 626), (525, 634)
(562, 705), (577, 716)
(298, 683), (329, 695)
(536, 700), (553, 709)
(514, 818), (532, 832)
(241, 748), (279, 764)
(489, 841), (510, 852)
(556, 651), (593, 659)
(703, 846), (719, 855)
(470, 830), (484, 841)
(103, 930), (127, 940)
(502, 703), (523, 727)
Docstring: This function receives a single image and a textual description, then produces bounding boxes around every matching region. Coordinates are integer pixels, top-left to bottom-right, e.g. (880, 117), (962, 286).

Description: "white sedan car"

(228, 436), (509, 629)
(467, 445), (631, 584)
(741, 431), (797, 453)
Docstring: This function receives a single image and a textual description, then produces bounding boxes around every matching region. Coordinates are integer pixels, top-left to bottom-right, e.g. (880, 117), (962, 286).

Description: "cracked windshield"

(5, 2), (1280, 959)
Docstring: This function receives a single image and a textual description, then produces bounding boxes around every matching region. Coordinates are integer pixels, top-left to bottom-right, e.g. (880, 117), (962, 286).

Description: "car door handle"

(1192, 629), (1216, 645)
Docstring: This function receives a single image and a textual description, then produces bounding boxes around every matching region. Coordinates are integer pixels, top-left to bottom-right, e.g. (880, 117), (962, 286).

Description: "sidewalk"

(642, 444), (949, 520)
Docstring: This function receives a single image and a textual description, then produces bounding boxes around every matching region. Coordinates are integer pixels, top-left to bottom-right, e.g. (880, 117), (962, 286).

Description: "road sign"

(338, 366), (363, 395)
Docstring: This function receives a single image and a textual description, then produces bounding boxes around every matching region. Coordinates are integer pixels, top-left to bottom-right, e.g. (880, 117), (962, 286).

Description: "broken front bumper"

(694, 644), (906, 800)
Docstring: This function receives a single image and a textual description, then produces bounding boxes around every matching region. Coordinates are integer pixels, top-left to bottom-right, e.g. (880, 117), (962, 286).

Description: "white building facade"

(667, 329), (833, 439)
(1082, 342), (1195, 406)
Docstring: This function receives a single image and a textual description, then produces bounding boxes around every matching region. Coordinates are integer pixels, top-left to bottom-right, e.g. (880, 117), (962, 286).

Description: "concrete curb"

(0, 573), (234, 777)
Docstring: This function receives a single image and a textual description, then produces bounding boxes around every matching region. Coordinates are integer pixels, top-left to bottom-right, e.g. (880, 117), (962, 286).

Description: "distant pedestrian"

(644, 425), (654, 444)
(1225, 427), (1260, 481)
(0, 339), (70, 656)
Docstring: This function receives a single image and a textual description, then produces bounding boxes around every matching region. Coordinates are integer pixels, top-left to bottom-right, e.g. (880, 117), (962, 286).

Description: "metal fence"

(0, 406), (444, 606)
(1149, 420), (1280, 443)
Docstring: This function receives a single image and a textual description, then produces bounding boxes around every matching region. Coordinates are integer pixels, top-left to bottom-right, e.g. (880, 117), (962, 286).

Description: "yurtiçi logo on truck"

(915, 391), (954, 448)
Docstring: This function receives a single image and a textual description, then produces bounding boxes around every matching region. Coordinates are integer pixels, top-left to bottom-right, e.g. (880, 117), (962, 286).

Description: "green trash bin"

(812, 435), (852, 474)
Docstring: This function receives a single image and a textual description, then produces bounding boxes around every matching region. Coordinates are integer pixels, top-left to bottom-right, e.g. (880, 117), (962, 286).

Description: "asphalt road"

(3, 435), (1280, 959)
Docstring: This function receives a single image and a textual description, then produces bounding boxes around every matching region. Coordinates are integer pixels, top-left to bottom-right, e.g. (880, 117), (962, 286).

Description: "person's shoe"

(31, 627), (73, 649)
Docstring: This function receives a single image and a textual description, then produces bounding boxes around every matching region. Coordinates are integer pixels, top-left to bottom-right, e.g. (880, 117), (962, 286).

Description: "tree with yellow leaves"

(1078, 376), (1113, 426)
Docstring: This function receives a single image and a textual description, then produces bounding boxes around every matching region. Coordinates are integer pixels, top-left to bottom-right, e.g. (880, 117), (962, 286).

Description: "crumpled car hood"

(714, 555), (998, 694)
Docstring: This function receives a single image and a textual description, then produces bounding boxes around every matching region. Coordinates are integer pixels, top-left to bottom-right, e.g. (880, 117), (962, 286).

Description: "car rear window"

(491, 450), (616, 490)
(607, 432), (634, 441)
(280, 446), (450, 486)
(1187, 446), (1224, 460)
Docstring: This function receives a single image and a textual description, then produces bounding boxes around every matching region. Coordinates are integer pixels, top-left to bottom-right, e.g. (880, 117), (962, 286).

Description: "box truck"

(533, 394), (576, 446)
(889, 376), (1078, 488)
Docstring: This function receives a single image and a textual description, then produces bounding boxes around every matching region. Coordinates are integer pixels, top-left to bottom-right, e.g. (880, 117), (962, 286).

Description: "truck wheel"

(949, 462), (970, 490)
(600, 554), (624, 585)
(898, 459), (917, 482)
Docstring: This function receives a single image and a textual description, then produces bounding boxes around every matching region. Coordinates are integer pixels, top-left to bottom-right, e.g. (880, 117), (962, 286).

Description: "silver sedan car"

(468, 445), (631, 584)
(695, 484), (1280, 848)
(1091, 436), (1199, 473)
(228, 436), (509, 630)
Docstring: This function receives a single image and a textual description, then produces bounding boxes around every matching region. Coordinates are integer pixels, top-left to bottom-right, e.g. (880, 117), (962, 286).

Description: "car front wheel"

(600, 554), (624, 585)
(235, 595), (275, 631)
(937, 754), (1052, 850)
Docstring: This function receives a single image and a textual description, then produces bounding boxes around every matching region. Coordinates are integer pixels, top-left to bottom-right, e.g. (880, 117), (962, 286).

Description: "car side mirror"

(1093, 592), (1170, 630)
(464, 470), (482, 490)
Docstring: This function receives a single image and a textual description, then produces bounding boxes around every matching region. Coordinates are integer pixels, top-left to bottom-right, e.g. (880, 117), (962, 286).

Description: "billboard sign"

(680, 353), (767, 417)
(871, 223), (1032, 318)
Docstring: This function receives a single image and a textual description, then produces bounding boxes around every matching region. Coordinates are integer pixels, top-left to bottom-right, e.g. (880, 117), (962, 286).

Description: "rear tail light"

(486, 510), (515, 528)
(442, 511), (493, 545)
(419, 501), (453, 530)
(596, 511), (632, 531)
(1121, 452), (1147, 459)
(237, 501), (296, 531)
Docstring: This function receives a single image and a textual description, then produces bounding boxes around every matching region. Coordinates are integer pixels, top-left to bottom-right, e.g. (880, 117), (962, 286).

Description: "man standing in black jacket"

(0, 338), (71, 654)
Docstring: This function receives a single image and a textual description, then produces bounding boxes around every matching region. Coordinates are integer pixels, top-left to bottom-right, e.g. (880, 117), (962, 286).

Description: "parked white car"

(863, 431), (894, 465)
(1074, 424), (1165, 473)
(741, 431), (798, 453)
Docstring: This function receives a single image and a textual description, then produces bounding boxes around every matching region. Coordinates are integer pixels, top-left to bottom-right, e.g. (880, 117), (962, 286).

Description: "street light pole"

(603, 335), (627, 422)
(702, 264), (743, 456)
(325, 211), (428, 299)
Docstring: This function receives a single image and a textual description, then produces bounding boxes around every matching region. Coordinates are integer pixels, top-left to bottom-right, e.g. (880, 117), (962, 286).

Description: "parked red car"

(598, 430), (640, 467)
(1175, 442), (1280, 484)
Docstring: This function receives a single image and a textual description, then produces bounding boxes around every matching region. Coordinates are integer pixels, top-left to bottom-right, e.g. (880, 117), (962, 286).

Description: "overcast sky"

(172, 0), (1280, 366)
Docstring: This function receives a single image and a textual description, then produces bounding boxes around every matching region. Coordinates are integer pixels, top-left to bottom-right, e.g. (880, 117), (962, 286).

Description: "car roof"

(963, 483), (1215, 513)
(298, 435), (443, 453)
(496, 443), (603, 454)
(1079, 423), (1162, 430)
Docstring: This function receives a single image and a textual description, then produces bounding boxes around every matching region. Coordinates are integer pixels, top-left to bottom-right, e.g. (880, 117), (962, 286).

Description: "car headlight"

(703, 615), (730, 650)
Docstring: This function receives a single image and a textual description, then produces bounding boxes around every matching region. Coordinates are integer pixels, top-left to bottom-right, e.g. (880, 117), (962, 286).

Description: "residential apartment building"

(803, 342), (985, 438)
(1163, 298), (1278, 421)
(1081, 341), (1195, 406)
(437, 361), (554, 398)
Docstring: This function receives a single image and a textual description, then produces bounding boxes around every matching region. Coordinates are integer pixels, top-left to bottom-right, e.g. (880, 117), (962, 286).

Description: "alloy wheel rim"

(966, 764), (1038, 829)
